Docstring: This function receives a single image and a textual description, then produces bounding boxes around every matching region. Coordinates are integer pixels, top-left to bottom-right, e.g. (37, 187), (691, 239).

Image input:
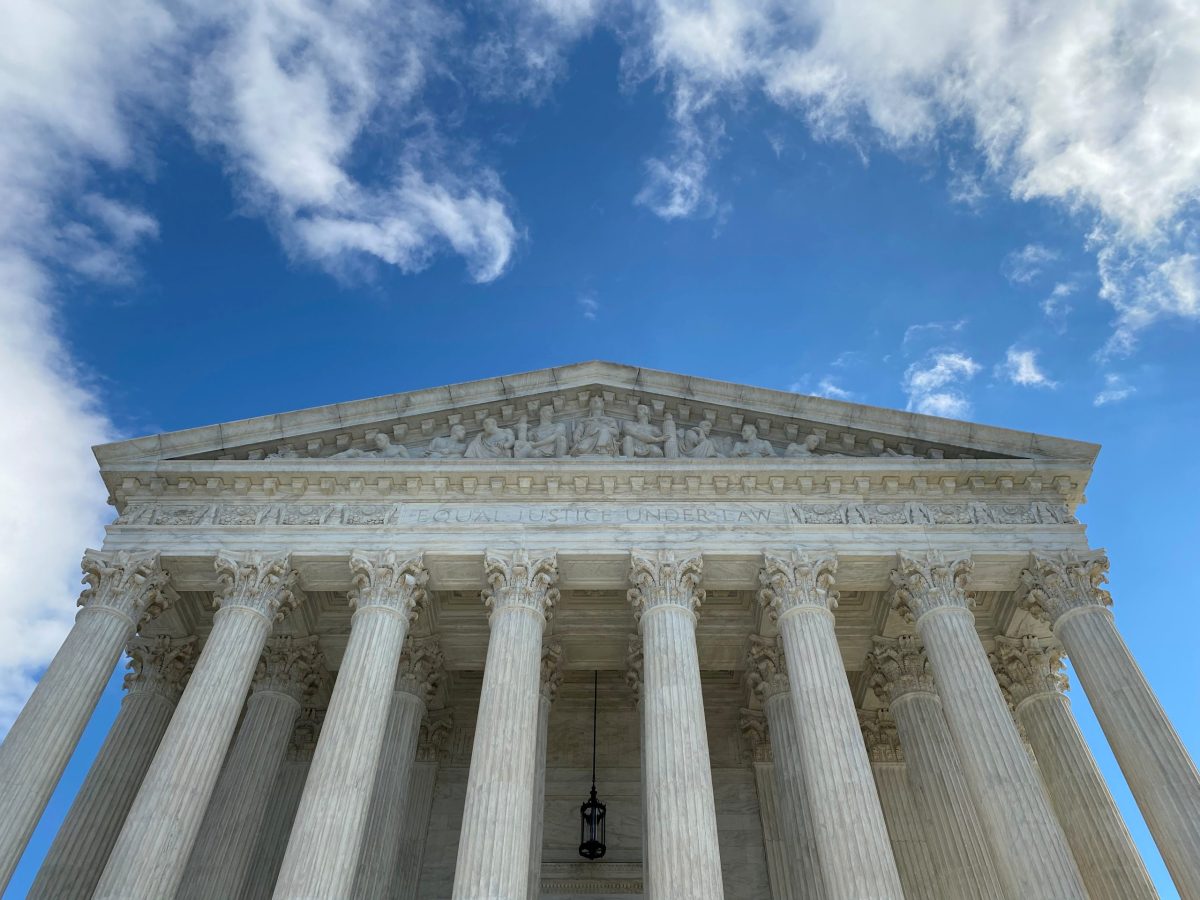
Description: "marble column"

(0, 550), (174, 891)
(94, 551), (300, 900)
(867, 635), (1004, 900)
(759, 550), (904, 900)
(452, 550), (559, 900)
(1020, 551), (1200, 898)
(180, 636), (326, 900)
(28, 635), (196, 900)
(528, 641), (564, 900)
(626, 634), (652, 900)
(629, 549), (724, 900)
(240, 709), (323, 900)
(746, 634), (824, 900)
(740, 712), (794, 900)
(353, 636), (444, 898)
(992, 633), (1157, 900)
(858, 711), (940, 900)
(890, 551), (1087, 900)
(274, 551), (428, 900)
(394, 711), (452, 900)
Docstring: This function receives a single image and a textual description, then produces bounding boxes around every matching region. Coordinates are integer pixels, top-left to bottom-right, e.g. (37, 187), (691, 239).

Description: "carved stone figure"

(465, 417), (514, 459)
(569, 397), (620, 457)
(622, 405), (667, 458)
(662, 413), (679, 458)
(426, 425), (468, 458)
(333, 433), (409, 459)
(784, 434), (822, 457)
(266, 444), (301, 460)
(680, 419), (722, 458)
(731, 424), (775, 458)
(514, 407), (568, 459)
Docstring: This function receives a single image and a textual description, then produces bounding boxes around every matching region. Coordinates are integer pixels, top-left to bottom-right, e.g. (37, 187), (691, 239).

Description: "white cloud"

(902, 351), (981, 418)
(1094, 372), (1136, 406)
(578, 293), (599, 320)
(814, 377), (855, 401)
(1003, 244), (1060, 285)
(998, 347), (1058, 389)
(902, 318), (967, 347)
(635, 83), (722, 220)
(1042, 282), (1076, 332)
(631, 0), (1200, 350)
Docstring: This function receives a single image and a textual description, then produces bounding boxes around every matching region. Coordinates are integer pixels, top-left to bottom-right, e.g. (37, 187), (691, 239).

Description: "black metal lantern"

(579, 671), (607, 860)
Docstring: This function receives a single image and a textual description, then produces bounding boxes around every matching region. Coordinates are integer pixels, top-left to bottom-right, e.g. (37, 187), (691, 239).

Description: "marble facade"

(0, 360), (1197, 899)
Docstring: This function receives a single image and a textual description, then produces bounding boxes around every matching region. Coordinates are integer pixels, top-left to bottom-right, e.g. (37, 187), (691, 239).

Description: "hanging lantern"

(579, 671), (607, 860)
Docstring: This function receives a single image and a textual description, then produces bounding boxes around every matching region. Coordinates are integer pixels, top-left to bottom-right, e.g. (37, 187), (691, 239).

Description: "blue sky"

(2, 1), (1199, 896)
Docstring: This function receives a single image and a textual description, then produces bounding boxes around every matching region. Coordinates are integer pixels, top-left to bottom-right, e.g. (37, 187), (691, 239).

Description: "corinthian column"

(452, 550), (559, 900)
(628, 550), (724, 900)
(394, 710), (453, 900)
(1020, 551), (1200, 897)
(740, 712), (790, 900)
(0, 550), (174, 890)
(626, 634), (652, 900)
(353, 636), (444, 898)
(867, 635), (1004, 900)
(858, 711), (939, 900)
(991, 634), (1155, 900)
(28, 635), (196, 900)
(890, 552), (1086, 900)
(528, 641), (564, 900)
(746, 634), (823, 900)
(274, 551), (427, 900)
(180, 636), (326, 900)
(95, 552), (299, 900)
(759, 550), (903, 900)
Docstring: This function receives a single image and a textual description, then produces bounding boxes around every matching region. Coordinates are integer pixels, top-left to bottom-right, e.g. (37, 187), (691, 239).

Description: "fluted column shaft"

(630, 550), (724, 900)
(744, 741), (795, 900)
(181, 636), (322, 900)
(274, 551), (427, 900)
(394, 759), (440, 900)
(452, 550), (558, 900)
(889, 690), (1004, 898)
(95, 552), (299, 900)
(0, 551), (172, 891)
(761, 552), (903, 900)
(352, 690), (426, 897)
(28, 636), (194, 900)
(1055, 607), (1200, 895)
(869, 762), (940, 900)
(528, 643), (562, 900)
(763, 696), (824, 899)
(892, 552), (1086, 900)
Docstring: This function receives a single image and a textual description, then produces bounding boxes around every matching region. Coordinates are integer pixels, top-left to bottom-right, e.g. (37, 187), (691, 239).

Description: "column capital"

(628, 549), (704, 618)
(889, 551), (974, 624)
(859, 709), (903, 764)
(417, 708), (453, 763)
(867, 634), (935, 703)
(745, 633), (790, 702)
(758, 550), (839, 619)
(739, 709), (772, 763)
(990, 635), (1069, 708)
(253, 636), (328, 703)
(625, 633), (643, 703)
(124, 635), (197, 704)
(80, 550), (176, 628)
(288, 708), (324, 763)
(1019, 551), (1111, 626)
(396, 636), (444, 705)
(214, 552), (302, 621)
(348, 551), (428, 620)
(539, 640), (565, 703)
(483, 549), (559, 619)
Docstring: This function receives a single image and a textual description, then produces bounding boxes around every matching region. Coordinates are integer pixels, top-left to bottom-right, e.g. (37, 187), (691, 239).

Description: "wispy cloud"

(903, 352), (981, 418)
(1094, 373), (1136, 407)
(997, 347), (1058, 389)
(902, 318), (967, 348)
(815, 377), (856, 401)
(578, 293), (599, 320)
(1003, 244), (1060, 285)
(1042, 282), (1076, 333)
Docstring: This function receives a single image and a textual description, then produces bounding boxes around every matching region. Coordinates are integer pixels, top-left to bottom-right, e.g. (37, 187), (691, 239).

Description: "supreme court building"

(1, 360), (1198, 900)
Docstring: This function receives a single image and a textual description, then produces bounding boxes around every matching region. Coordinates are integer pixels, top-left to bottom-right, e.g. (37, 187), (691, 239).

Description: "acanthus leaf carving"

(990, 635), (1069, 707)
(253, 635), (328, 703)
(347, 550), (428, 620)
(627, 549), (704, 619)
(889, 551), (974, 623)
(859, 709), (903, 763)
(739, 708), (772, 763)
(625, 633), (643, 703)
(1018, 551), (1111, 626)
(539, 640), (565, 703)
(79, 549), (176, 628)
(418, 708), (454, 762)
(396, 635), (444, 705)
(213, 551), (301, 621)
(482, 549), (559, 619)
(866, 634), (935, 703)
(758, 550), (839, 619)
(124, 635), (197, 703)
(745, 633), (790, 703)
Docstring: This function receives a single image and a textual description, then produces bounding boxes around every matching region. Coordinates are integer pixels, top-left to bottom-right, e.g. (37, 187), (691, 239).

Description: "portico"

(1, 361), (1195, 899)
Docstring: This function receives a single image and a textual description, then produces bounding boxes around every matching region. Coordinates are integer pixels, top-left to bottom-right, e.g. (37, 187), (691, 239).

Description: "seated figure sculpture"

(622, 405), (668, 458)
(333, 432), (409, 459)
(784, 433), (822, 458)
(514, 406), (569, 459)
(680, 420), (722, 458)
(731, 424), (775, 458)
(570, 397), (620, 457)
(465, 417), (515, 459)
(426, 424), (468, 458)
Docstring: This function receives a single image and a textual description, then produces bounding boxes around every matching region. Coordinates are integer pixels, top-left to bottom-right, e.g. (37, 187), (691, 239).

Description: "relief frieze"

(114, 499), (1076, 529)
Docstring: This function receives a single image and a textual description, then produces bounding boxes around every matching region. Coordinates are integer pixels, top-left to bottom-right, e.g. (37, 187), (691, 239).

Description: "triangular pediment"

(93, 361), (1098, 466)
